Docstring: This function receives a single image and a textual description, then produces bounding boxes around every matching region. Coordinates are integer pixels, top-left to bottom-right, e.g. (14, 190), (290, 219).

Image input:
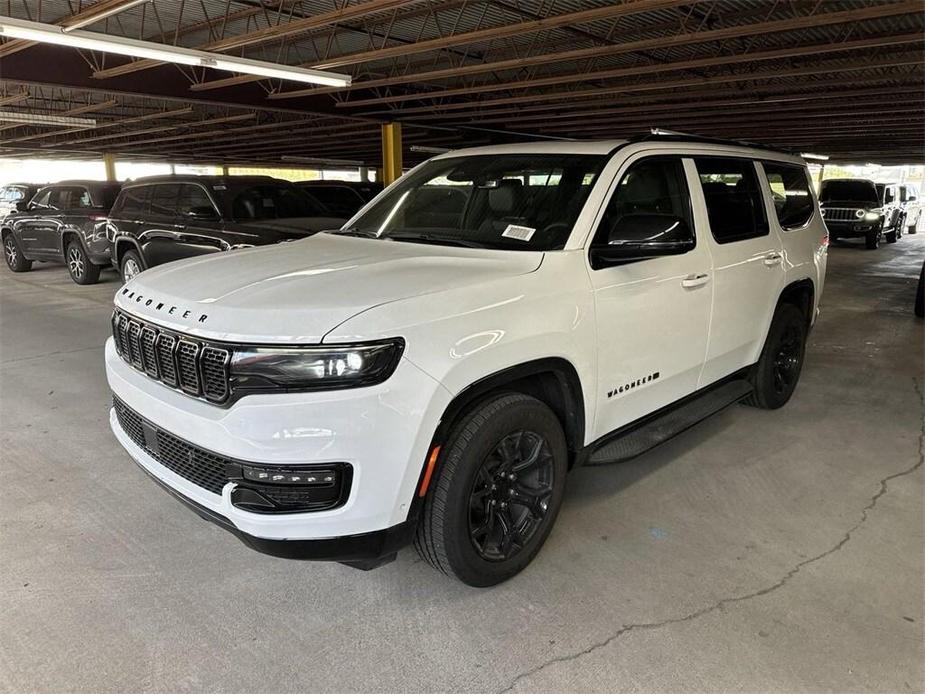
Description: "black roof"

(125, 174), (284, 186)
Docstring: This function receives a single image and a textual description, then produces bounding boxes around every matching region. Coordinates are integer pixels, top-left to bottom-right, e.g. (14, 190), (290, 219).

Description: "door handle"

(763, 252), (783, 266)
(681, 273), (710, 288)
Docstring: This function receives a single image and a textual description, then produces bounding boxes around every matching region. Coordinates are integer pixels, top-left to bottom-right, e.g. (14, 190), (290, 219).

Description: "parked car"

(875, 182), (904, 243)
(2, 180), (122, 284)
(819, 178), (884, 249)
(106, 175), (345, 281)
(0, 182), (43, 219)
(295, 180), (383, 218)
(106, 135), (826, 586)
(899, 184), (921, 234)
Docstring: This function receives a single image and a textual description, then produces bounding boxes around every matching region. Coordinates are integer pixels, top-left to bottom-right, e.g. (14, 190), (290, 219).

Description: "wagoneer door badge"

(607, 372), (660, 399)
(120, 288), (208, 323)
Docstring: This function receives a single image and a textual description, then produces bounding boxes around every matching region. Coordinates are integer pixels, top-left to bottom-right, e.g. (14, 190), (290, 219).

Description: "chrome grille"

(822, 207), (860, 222)
(112, 310), (230, 404)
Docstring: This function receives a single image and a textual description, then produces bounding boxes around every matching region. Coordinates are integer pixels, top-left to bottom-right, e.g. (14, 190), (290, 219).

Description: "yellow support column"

(103, 152), (117, 182)
(381, 122), (402, 185)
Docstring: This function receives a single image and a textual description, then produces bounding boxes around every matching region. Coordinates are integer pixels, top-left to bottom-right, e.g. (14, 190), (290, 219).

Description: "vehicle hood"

(114, 233), (544, 343)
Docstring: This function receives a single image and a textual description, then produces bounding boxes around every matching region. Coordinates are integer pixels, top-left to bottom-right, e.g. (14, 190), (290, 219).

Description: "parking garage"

(0, 1), (923, 692)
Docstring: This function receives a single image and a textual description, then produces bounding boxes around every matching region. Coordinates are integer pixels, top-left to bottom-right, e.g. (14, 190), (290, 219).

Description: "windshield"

(337, 153), (606, 250)
(819, 180), (878, 205)
(229, 183), (330, 221)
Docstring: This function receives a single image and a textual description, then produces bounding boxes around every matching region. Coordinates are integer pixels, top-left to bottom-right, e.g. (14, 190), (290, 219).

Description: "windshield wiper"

(327, 227), (381, 238)
(386, 231), (485, 248)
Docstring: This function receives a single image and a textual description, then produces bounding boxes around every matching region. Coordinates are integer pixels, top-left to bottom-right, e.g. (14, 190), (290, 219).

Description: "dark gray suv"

(107, 175), (345, 282)
(1, 180), (122, 284)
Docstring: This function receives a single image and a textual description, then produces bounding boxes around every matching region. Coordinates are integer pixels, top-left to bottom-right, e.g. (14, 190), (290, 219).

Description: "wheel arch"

(113, 236), (144, 269)
(776, 277), (815, 333)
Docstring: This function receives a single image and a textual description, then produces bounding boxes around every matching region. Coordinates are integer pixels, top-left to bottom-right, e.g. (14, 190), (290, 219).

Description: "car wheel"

(885, 228), (897, 244)
(66, 239), (101, 285)
(745, 303), (807, 410)
(3, 233), (32, 272)
(865, 229), (881, 249)
(414, 392), (568, 586)
(120, 249), (143, 283)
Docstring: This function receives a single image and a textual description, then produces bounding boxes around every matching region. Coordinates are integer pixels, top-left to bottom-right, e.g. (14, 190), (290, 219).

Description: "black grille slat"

(824, 207), (858, 222)
(176, 341), (201, 395)
(156, 334), (178, 387)
(111, 310), (228, 404)
(201, 347), (230, 402)
(141, 327), (158, 377)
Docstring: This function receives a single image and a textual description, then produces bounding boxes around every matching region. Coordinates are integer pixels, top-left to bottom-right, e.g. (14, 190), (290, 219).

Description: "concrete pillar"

(381, 122), (402, 185)
(103, 152), (117, 182)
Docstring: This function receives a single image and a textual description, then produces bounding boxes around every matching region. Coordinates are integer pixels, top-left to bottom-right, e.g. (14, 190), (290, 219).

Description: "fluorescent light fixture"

(409, 145), (451, 154)
(800, 152), (830, 161)
(282, 155), (366, 167)
(0, 110), (97, 127)
(0, 16), (351, 88)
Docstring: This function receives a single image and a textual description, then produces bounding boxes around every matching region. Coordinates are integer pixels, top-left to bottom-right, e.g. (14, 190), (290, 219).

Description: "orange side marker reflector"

(418, 446), (441, 497)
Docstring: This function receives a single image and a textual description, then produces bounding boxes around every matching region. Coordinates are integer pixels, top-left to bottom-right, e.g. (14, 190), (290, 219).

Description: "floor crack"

(496, 378), (925, 694)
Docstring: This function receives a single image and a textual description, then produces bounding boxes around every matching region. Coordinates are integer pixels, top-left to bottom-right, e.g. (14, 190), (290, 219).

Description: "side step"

(587, 379), (753, 465)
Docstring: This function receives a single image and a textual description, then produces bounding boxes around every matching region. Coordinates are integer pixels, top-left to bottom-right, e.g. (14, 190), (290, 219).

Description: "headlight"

(229, 339), (404, 392)
(855, 209), (865, 218)
(864, 212), (879, 221)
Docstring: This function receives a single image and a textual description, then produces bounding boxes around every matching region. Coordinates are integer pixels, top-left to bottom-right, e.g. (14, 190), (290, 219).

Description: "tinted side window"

(177, 184), (217, 217)
(593, 157), (692, 245)
(695, 158), (768, 243)
(31, 190), (51, 208)
(56, 187), (92, 209)
(762, 162), (814, 230)
(116, 186), (149, 217)
(884, 186), (895, 204)
(149, 184), (180, 219)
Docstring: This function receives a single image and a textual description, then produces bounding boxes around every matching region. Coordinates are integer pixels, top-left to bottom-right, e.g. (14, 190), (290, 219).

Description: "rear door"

(138, 183), (186, 268)
(694, 157), (785, 386)
(19, 188), (63, 257)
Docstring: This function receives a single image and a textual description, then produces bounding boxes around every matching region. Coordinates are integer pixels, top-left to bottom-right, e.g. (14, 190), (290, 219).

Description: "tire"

(885, 228), (897, 244)
(120, 249), (143, 283)
(745, 303), (807, 410)
(65, 238), (101, 285)
(865, 228), (881, 249)
(3, 232), (31, 272)
(414, 392), (568, 586)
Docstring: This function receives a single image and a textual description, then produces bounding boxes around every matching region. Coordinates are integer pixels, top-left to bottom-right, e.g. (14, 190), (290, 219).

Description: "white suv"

(106, 134), (827, 586)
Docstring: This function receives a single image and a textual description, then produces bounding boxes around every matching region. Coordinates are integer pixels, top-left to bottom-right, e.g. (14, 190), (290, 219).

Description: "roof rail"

(635, 128), (797, 156)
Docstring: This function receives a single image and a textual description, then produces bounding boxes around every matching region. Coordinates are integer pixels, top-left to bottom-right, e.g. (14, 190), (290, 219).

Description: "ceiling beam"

(268, 1), (925, 99)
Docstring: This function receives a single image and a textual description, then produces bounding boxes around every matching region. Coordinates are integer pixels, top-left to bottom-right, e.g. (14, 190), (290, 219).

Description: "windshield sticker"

(502, 224), (536, 242)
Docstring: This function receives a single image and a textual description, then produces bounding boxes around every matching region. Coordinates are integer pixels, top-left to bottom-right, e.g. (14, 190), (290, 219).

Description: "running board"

(587, 379), (753, 465)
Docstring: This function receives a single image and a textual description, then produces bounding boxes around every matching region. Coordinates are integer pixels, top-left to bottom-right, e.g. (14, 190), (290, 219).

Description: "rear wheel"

(865, 228), (881, 249)
(3, 233), (31, 272)
(120, 249), (143, 283)
(65, 239), (101, 285)
(414, 393), (568, 586)
(745, 303), (807, 410)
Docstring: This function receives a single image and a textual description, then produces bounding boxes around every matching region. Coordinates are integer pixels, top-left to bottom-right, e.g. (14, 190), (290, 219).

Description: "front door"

(693, 157), (785, 386)
(588, 155), (714, 439)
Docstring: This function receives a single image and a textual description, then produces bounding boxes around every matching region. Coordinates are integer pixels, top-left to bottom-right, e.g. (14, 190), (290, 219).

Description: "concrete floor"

(1, 232), (922, 694)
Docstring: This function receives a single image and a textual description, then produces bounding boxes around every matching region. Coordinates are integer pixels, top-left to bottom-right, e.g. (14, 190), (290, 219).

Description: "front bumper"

(106, 337), (451, 547)
(825, 220), (877, 237)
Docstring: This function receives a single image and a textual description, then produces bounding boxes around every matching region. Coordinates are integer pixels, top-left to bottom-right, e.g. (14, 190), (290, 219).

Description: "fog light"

(241, 466), (337, 485)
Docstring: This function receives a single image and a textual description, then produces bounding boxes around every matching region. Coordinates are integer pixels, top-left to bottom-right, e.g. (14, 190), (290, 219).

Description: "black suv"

(295, 180), (383, 218)
(819, 178), (883, 249)
(107, 175), (345, 281)
(2, 180), (122, 284)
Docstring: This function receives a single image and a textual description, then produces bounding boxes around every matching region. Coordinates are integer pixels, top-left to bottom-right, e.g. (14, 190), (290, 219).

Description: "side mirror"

(186, 206), (218, 221)
(590, 214), (694, 268)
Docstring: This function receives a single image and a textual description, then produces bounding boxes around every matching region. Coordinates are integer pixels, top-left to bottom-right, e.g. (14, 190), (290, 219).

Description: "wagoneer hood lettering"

(114, 232), (543, 343)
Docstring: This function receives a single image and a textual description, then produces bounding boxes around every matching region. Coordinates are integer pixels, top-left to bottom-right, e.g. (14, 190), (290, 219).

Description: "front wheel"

(745, 303), (807, 410)
(414, 393), (568, 586)
(120, 249), (143, 283)
(3, 233), (31, 272)
(66, 239), (101, 285)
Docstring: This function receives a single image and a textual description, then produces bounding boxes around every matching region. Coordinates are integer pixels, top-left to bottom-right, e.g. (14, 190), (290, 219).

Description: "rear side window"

(695, 158), (768, 243)
(177, 184), (217, 217)
(762, 162), (814, 230)
(116, 186), (149, 217)
(149, 184), (180, 219)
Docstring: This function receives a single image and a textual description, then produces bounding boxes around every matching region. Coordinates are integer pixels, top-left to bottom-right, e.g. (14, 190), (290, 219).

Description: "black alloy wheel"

(3, 233), (31, 272)
(468, 430), (555, 562)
